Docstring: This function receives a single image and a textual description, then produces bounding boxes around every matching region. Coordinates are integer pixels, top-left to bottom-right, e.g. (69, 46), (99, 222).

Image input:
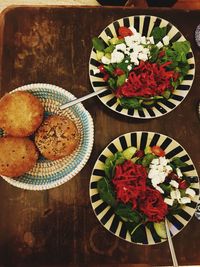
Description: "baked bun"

(0, 91), (44, 137)
(0, 137), (38, 177)
(35, 115), (79, 160)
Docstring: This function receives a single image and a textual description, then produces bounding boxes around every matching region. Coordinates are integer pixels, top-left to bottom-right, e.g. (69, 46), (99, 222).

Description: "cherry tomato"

(103, 73), (109, 81)
(158, 50), (165, 58)
(179, 180), (189, 189)
(98, 64), (106, 74)
(118, 35), (124, 40)
(118, 26), (133, 37)
(135, 150), (145, 158)
(151, 146), (165, 157)
(114, 68), (124, 76)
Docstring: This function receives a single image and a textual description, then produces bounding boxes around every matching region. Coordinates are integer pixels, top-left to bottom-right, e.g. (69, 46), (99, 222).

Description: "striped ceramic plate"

(90, 132), (199, 245)
(1, 83), (94, 190)
(89, 15), (195, 119)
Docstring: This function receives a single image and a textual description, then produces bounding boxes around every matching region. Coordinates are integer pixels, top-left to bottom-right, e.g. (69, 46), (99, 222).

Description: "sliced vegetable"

(122, 146), (137, 160)
(96, 50), (104, 60)
(154, 221), (167, 239)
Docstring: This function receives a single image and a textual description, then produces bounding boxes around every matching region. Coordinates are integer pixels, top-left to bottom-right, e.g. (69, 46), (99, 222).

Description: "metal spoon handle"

(60, 88), (107, 110)
(165, 218), (179, 267)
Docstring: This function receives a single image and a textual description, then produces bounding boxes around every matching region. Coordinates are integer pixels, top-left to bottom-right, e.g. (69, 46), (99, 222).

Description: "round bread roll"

(35, 115), (79, 160)
(0, 137), (38, 177)
(0, 91), (44, 137)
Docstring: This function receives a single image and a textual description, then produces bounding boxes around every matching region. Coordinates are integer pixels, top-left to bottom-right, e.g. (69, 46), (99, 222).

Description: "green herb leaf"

(97, 177), (117, 207)
(142, 153), (157, 167)
(117, 74), (126, 87)
(115, 203), (142, 223)
(104, 44), (115, 53)
(150, 26), (167, 44)
(172, 41), (191, 55)
(119, 97), (142, 109)
(171, 157), (188, 168)
(104, 152), (125, 179)
(107, 77), (116, 90)
(92, 37), (106, 51)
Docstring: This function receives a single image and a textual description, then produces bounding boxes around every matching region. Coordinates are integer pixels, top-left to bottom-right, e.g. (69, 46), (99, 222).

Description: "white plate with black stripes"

(89, 132), (199, 245)
(89, 15), (195, 119)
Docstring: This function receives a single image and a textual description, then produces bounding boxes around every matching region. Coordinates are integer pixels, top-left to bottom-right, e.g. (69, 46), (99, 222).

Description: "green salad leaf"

(142, 153), (157, 167)
(119, 97), (142, 109)
(92, 37), (106, 51)
(104, 152), (125, 180)
(171, 157), (188, 168)
(151, 26), (167, 43)
(97, 177), (117, 207)
(115, 203), (142, 223)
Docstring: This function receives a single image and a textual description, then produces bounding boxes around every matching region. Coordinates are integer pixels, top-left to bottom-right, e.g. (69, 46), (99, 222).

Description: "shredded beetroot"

(116, 60), (176, 98)
(112, 160), (168, 222)
(112, 160), (147, 209)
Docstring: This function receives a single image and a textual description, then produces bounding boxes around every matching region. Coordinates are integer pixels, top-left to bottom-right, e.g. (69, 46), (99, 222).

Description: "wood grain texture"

(0, 6), (200, 267)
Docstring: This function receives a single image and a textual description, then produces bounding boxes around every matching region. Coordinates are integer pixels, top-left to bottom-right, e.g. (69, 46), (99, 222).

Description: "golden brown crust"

(0, 91), (44, 137)
(0, 137), (39, 177)
(35, 115), (79, 160)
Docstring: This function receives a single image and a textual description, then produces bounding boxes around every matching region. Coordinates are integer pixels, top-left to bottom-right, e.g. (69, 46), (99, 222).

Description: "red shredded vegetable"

(112, 160), (147, 209)
(116, 60), (176, 98)
(112, 160), (168, 222)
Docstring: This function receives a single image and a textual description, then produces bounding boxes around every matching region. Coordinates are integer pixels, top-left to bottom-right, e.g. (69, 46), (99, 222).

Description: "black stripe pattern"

(90, 132), (199, 245)
(89, 15), (195, 119)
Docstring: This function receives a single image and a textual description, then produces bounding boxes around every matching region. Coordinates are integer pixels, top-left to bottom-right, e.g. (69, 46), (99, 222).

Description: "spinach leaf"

(92, 37), (106, 51)
(149, 45), (159, 62)
(172, 41), (191, 55)
(151, 26), (167, 44)
(171, 157), (188, 168)
(104, 64), (115, 74)
(107, 77), (116, 90)
(119, 97), (142, 109)
(115, 203), (141, 223)
(104, 152), (125, 180)
(97, 177), (117, 207)
(142, 153), (157, 167)
(117, 74), (126, 87)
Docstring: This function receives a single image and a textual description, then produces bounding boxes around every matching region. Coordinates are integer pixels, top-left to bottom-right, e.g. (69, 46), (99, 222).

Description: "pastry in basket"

(0, 91), (44, 137)
(0, 137), (38, 177)
(35, 115), (80, 160)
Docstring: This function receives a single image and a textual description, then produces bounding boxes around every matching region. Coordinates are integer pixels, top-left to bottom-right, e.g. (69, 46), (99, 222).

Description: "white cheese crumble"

(185, 188), (196, 197)
(169, 180), (179, 189)
(93, 68), (100, 75)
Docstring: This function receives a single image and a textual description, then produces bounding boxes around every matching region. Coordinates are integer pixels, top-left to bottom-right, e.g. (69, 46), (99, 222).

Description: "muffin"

(35, 115), (79, 160)
(0, 91), (44, 137)
(0, 137), (38, 177)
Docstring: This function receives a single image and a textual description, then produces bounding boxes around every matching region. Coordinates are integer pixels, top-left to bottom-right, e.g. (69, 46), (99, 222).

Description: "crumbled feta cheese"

(185, 188), (196, 197)
(115, 43), (127, 53)
(140, 36), (147, 45)
(151, 158), (159, 165)
(170, 180), (179, 189)
(101, 56), (111, 65)
(93, 68), (100, 75)
(159, 157), (169, 166)
(142, 48), (150, 55)
(165, 165), (173, 173)
(155, 185), (164, 194)
(138, 53), (148, 61)
(179, 197), (191, 204)
(170, 189), (181, 200)
(125, 59), (129, 63)
(164, 198), (174, 206)
(124, 35), (135, 47)
(156, 41), (163, 49)
(127, 64), (132, 71)
(148, 36), (155, 44)
(176, 168), (183, 178)
(110, 50), (124, 63)
(163, 35), (170, 46)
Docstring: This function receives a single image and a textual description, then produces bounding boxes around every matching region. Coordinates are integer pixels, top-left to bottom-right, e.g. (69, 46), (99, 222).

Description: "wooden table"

(0, 5), (200, 267)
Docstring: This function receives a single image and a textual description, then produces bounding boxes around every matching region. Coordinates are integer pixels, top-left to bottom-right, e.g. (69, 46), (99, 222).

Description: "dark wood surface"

(0, 6), (200, 267)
